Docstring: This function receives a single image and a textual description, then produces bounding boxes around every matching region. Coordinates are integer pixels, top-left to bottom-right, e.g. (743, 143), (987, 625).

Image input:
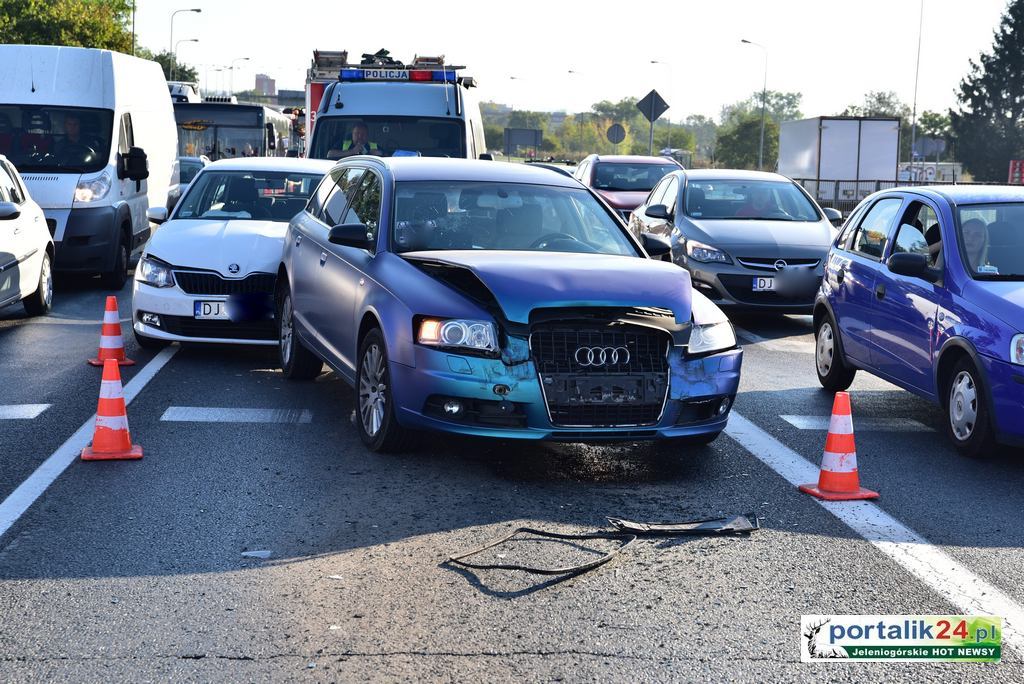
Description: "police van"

(304, 50), (488, 161)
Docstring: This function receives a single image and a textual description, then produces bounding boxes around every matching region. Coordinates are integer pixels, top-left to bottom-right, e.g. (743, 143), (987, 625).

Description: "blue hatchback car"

(814, 186), (1024, 456)
(276, 158), (742, 452)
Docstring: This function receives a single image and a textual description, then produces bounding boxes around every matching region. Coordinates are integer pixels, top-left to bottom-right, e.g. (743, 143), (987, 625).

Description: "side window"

(322, 168), (364, 226)
(892, 201), (942, 268)
(347, 172), (382, 244)
(851, 198), (902, 260)
(575, 161), (590, 182)
(118, 113), (134, 155)
(0, 163), (22, 204)
(661, 177), (679, 213)
(836, 203), (867, 250)
(646, 177), (670, 208)
(306, 175), (336, 219)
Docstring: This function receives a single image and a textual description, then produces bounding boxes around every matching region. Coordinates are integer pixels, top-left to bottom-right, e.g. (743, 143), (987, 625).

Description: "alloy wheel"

(280, 294), (294, 365)
(949, 370), (978, 441)
(41, 256), (52, 308)
(359, 343), (387, 437)
(816, 322), (835, 377)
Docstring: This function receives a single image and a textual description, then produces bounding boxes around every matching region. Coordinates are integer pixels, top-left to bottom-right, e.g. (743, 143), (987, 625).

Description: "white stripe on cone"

(828, 412), (854, 434)
(821, 449), (858, 473)
(98, 380), (124, 399)
(99, 335), (124, 349)
(103, 311), (120, 324)
(95, 414), (129, 431)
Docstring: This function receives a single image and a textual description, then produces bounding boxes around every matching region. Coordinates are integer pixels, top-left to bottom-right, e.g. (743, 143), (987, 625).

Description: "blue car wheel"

(357, 328), (415, 453)
(814, 311), (856, 392)
(944, 357), (995, 458)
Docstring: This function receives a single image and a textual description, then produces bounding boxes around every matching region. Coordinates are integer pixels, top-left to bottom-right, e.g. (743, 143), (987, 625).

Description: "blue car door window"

(851, 199), (900, 260)
(347, 172), (382, 243)
(325, 169), (364, 226)
(870, 199), (943, 393)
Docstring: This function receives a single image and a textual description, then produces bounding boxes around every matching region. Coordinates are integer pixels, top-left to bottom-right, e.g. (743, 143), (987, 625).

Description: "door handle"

(295, 234), (302, 247)
(319, 251), (327, 267)
(875, 283), (886, 299)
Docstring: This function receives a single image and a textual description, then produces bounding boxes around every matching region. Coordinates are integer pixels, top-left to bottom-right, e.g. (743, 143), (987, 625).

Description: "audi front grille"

(530, 323), (670, 427)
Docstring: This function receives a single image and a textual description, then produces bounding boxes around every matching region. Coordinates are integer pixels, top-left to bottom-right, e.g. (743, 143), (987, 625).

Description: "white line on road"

(725, 412), (1024, 655)
(16, 316), (133, 327)
(159, 407), (313, 424)
(780, 415), (932, 432)
(0, 404), (51, 420)
(0, 345), (179, 542)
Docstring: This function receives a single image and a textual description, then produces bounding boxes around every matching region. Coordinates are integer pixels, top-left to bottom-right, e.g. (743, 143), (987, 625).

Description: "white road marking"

(725, 412), (1024, 655)
(780, 415), (932, 432)
(159, 407), (313, 424)
(21, 316), (133, 326)
(0, 346), (178, 541)
(0, 404), (50, 420)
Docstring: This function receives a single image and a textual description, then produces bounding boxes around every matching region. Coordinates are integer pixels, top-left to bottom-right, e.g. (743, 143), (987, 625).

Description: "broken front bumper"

(389, 343), (743, 441)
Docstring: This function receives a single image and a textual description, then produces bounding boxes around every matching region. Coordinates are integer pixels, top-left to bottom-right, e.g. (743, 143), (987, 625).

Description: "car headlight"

(686, 239), (732, 264)
(74, 171), (112, 203)
(418, 318), (497, 353)
(1012, 334), (1024, 365)
(689, 320), (736, 355)
(137, 256), (175, 288)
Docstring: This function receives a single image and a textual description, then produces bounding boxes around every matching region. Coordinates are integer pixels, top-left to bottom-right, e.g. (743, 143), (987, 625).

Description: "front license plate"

(194, 301), (229, 320)
(752, 277), (776, 292)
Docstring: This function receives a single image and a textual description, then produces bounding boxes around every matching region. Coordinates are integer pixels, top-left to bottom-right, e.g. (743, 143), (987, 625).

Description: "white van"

(305, 52), (487, 162)
(0, 45), (177, 288)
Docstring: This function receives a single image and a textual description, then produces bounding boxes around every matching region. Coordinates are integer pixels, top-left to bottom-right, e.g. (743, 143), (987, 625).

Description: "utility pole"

(909, 0), (925, 179)
(741, 39), (768, 170)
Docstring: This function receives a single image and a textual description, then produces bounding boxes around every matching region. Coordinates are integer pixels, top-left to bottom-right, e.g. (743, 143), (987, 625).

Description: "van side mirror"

(119, 146), (149, 181)
(645, 203), (671, 220)
(266, 123), (276, 150)
(328, 223), (373, 249)
(478, 153), (493, 161)
(641, 232), (672, 258)
(0, 201), (21, 221)
(147, 207), (169, 225)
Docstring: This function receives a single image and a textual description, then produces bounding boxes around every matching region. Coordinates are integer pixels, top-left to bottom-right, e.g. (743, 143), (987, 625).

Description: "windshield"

(310, 116), (465, 160)
(592, 162), (678, 192)
(957, 203), (1024, 279)
(684, 179), (821, 221)
(391, 181), (639, 256)
(174, 170), (323, 222)
(0, 105), (113, 173)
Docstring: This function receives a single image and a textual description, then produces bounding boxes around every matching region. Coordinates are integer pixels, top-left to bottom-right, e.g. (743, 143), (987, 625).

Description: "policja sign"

(637, 89), (670, 155)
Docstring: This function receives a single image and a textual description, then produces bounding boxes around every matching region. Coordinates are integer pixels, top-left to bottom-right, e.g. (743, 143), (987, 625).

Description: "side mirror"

(645, 203), (671, 221)
(887, 252), (937, 281)
(120, 146), (149, 181)
(641, 232), (672, 258)
(478, 153), (493, 161)
(0, 201), (21, 221)
(266, 123), (276, 150)
(147, 207), (169, 225)
(328, 223), (373, 249)
(823, 207), (843, 226)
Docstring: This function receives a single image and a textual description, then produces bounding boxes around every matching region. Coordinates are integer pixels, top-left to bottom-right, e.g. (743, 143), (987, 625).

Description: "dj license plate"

(194, 301), (229, 320)
(752, 277), (776, 292)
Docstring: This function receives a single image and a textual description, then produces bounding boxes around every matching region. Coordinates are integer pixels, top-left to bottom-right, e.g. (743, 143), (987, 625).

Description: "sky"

(134, 0), (1010, 121)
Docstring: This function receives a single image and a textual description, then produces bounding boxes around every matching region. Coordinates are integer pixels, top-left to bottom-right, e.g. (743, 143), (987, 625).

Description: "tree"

(683, 115), (718, 163)
(716, 113), (779, 169)
(507, 110), (549, 131)
(721, 91), (803, 127)
(135, 47), (198, 83)
(0, 0), (133, 52)
(951, 0), (1024, 181)
(483, 124), (503, 153)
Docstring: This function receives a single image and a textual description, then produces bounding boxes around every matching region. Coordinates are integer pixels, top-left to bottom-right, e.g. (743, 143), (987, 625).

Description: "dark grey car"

(628, 169), (841, 313)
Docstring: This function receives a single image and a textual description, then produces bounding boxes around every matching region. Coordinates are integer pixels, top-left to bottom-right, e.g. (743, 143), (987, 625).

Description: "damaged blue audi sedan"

(276, 158), (742, 452)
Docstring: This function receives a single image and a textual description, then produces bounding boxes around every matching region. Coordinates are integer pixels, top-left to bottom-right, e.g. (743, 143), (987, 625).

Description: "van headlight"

(1012, 334), (1024, 365)
(686, 239), (732, 264)
(137, 256), (175, 288)
(74, 171), (112, 203)
(418, 317), (497, 353)
(689, 321), (736, 354)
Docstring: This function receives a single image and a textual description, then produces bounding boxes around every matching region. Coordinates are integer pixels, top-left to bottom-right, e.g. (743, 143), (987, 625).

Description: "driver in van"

(54, 113), (98, 161)
(328, 122), (382, 159)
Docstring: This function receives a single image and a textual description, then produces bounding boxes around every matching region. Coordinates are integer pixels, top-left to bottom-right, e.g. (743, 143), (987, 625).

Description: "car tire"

(277, 283), (322, 380)
(356, 328), (414, 453)
(22, 252), (53, 316)
(134, 328), (168, 350)
(815, 312), (856, 392)
(101, 232), (129, 290)
(944, 357), (995, 458)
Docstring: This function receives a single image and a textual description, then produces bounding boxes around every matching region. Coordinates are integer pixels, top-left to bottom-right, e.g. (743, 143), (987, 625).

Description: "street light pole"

(909, 0), (925, 179)
(170, 8), (201, 78)
(229, 57), (250, 98)
(172, 39), (198, 81)
(741, 39), (768, 171)
(650, 60), (673, 152)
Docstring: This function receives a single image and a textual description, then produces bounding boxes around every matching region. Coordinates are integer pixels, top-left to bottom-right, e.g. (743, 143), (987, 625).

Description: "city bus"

(173, 102), (292, 160)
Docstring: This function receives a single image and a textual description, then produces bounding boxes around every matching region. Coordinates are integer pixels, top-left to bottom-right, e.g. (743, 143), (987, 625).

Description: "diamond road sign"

(637, 89), (669, 123)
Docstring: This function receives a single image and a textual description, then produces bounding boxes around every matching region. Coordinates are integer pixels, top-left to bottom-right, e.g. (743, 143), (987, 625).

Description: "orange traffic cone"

(88, 296), (135, 367)
(81, 359), (143, 461)
(798, 392), (878, 501)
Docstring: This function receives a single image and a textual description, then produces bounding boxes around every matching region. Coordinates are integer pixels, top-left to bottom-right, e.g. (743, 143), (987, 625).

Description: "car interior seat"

(686, 187), (706, 215)
(222, 176), (269, 218)
(924, 222), (944, 269)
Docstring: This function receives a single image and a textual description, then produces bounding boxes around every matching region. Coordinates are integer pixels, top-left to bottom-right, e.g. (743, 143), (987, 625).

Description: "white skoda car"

(132, 157), (332, 346)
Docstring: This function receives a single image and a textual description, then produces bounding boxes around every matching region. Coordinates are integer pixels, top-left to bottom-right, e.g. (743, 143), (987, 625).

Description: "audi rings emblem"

(574, 346), (630, 367)
(774, 259), (788, 271)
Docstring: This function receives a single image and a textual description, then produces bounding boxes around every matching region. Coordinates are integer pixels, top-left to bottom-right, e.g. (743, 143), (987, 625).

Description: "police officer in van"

(328, 121), (382, 159)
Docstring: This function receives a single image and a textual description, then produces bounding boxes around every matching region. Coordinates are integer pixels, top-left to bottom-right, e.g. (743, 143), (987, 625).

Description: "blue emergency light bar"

(338, 68), (460, 83)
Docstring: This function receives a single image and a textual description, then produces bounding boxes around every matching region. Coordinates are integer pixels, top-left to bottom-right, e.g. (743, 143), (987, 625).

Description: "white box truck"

(304, 50), (487, 161)
(777, 116), (900, 212)
(0, 45), (177, 287)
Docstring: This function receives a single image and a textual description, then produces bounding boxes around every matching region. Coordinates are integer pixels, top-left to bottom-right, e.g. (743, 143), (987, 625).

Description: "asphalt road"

(0, 280), (1022, 681)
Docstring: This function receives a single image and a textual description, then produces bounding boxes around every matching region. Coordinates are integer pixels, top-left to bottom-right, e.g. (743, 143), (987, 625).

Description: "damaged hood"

(401, 250), (693, 324)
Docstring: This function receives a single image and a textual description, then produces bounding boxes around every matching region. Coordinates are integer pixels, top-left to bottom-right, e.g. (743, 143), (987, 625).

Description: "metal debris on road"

(607, 513), (760, 536)
(447, 527), (636, 576)
(241, 550), (272, 559)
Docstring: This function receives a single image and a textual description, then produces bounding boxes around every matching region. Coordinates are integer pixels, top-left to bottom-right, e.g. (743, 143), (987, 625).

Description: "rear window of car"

(591, 163), (678, 192)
